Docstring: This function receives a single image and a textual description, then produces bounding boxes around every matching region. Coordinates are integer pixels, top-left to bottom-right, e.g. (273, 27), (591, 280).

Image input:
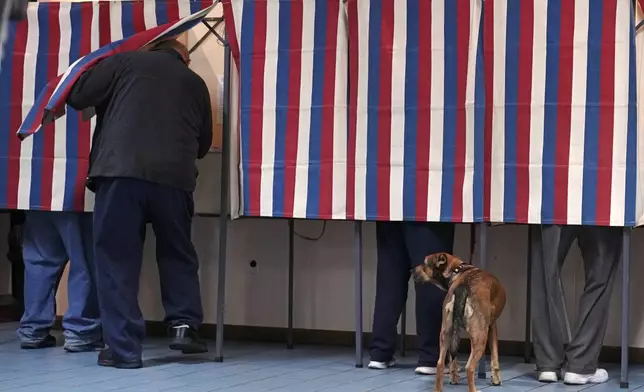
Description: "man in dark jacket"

(67, 39), (212, 369)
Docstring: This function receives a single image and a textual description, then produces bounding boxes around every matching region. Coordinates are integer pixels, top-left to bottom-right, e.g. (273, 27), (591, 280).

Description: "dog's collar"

(447, 265), (468, 285)
(447, 270), (459, 286)
(432, 265), (467, 292)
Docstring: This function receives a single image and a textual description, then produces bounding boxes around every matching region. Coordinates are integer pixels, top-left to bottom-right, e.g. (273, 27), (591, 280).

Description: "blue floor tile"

(0, 322), (641, 391)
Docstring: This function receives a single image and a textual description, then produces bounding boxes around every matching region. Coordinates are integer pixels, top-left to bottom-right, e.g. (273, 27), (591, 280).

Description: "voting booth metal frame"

(205, 11), (634, 390)
(184, 11), (230, 363)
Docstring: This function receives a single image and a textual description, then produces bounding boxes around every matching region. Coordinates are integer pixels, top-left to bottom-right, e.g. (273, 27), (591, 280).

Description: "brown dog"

(414, 253), (506, 392)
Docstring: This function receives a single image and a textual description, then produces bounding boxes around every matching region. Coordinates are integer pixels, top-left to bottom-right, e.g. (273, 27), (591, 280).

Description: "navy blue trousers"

(93, 177), (203, 361)
(369, 221), (455, 367)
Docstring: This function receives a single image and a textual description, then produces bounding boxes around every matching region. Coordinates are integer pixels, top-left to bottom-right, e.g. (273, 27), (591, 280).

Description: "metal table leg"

(355, 221), (364, 368)
(524, 225), (533, 363)
(214, 37), (232, 363)
(287, 219), (294, 350)
(477, 223), (488, 379)
(620, 228), (631, 389)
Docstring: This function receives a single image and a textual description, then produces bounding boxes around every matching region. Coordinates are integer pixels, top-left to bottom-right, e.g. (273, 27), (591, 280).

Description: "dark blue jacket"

(67, 48), (212, 192)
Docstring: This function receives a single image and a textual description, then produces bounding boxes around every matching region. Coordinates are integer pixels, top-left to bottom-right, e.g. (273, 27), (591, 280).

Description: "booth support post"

(524, 225), (533, 363)
(287, 220), (295, 349)
(400, 308), (407, 357)
(355, 221), (364, 368)
(620, 227), (631, 389)
(214, 33), (231, 363)
(477, 223), (488, 379)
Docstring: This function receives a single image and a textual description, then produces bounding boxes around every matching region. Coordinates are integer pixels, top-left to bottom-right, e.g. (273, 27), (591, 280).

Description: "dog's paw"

(490, 380), (502, 386)
(448, 380), (459, 385)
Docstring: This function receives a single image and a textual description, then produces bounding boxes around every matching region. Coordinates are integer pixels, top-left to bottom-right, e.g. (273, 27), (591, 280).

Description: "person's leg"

(17, 211), (68, 349)
(405, 222), (454, 374)
(8, 211), (25, 311)
(93, 178), (146, 368)
(531, 224), (575, 382)
(563, 226), (621, 385)
(147, 182), (205, 353)
(369, 221), (409, 369)
(55, 212), (102, 352)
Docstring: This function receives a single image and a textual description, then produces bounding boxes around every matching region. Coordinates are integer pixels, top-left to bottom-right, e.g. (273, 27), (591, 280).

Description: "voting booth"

(0, 0), (216, 213)
(222, 0), (642, 387)
(1, 0), (644, 388)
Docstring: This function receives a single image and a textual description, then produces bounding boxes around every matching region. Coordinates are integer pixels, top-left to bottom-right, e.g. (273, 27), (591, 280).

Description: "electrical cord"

(293, 221), (326, 241)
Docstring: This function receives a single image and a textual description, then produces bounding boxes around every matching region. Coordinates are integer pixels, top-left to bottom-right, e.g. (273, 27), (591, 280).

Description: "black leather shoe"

(97, 348), (143, 369)
(20, 335), (57, 349)
(169, 325), (208, 354)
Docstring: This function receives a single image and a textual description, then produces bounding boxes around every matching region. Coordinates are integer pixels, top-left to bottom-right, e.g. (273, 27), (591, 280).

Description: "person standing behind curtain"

(530, 225), (620, 385)
(17, 211), (102, 352)
(368, 222), (455, 375)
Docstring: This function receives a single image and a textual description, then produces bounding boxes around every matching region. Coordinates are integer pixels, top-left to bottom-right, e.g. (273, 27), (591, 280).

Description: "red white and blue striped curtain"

(0, 0), (213, 212)
(222, 0), (349, 219)
(222, 0), (485, 222)
(224, 0), (640, 225)
(346, 0), (484, 222)
(485, 0), (639, 226)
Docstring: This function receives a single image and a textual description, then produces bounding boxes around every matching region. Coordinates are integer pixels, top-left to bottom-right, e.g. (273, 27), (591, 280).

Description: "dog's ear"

(434, 253), (449, 269)
(425, 252), (449, 268)
(437, 253), (455, 279)
(428, 252), (462, 279)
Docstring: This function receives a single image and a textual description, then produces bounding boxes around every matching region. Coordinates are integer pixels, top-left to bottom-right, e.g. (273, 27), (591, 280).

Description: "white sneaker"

(563, 368), (609, 385)
(415, 366), (438, 375)
(538, 371), (559, 383)
(368, 359), (396, 370)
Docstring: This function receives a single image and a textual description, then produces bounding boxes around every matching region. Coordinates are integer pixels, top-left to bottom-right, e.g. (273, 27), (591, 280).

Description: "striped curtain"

(0, 0), (213, 212)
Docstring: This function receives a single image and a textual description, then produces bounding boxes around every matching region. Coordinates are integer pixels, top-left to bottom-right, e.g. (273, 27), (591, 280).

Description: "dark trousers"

(531, 225), (621, 374)
(370, 221), (455, 367)
(93, 177), (204, 361)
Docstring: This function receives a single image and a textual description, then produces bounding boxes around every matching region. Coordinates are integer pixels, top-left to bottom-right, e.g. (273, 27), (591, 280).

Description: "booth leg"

(214, 38), (232, 363)
(477, 223), (488, 379)
(469, 224), (476, 262)
(524, 225), (532, 364)
(214, 198), (229, 362)
(287, 219), (295, 350)
(620, 228), (631, 389)
(355, 221), (364, 368)
(400, 307), (406, 357)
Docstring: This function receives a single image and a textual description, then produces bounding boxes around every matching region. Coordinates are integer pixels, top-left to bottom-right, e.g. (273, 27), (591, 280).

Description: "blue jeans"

(17, 211), (101, 347)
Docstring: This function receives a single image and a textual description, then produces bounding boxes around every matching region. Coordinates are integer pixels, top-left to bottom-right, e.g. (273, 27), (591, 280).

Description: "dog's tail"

(449, 332), (460, 359)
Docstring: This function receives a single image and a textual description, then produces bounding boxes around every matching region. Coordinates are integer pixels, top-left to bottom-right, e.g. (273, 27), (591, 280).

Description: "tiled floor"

(0, 323), (640, 392)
